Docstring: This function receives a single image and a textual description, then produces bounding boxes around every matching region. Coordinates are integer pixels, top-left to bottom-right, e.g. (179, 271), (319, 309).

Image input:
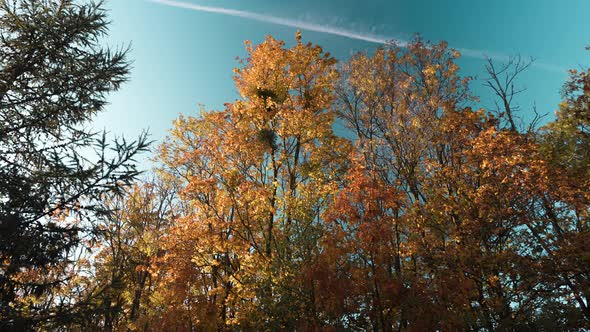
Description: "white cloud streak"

(147, 0), (564, 73)
(147, 0), (396, 44)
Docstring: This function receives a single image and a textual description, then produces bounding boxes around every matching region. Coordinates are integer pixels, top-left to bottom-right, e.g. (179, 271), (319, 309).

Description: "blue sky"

(95, 0), (589, 155)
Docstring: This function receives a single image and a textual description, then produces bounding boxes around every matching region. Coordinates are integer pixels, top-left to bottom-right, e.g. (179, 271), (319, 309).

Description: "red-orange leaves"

(315, 156), (405, 330)
(131, 36), (590, 331)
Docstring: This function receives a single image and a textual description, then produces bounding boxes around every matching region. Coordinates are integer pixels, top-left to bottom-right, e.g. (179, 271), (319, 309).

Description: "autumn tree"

(0, 0), (147, 329)
(322, 39), (479, 330)
(534, 58), (590, 326)
(156, 33), (350, 330)
(76, 179), (179, 331)
(326, 38), (590, 330)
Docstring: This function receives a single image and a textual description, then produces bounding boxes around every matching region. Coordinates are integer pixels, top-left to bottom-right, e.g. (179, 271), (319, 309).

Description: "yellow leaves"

(422, 64), (437, 77)
(151, 32), (356, 329)
(295, 30), (302, 43)
(410, 116), (422, 129)
(128, 33), (590, 330)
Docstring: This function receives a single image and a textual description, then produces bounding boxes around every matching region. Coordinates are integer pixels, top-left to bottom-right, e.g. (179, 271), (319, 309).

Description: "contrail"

(147, 0), (564, 73)
(147, 0), (397, 45)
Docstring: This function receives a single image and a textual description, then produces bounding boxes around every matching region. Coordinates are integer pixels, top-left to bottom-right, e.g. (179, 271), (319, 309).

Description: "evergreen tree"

(0, 0), (148, 328)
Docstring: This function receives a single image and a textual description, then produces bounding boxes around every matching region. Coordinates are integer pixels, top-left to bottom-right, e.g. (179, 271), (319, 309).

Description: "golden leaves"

(151, 32), (353, 329)
(111, 34), (590, 331)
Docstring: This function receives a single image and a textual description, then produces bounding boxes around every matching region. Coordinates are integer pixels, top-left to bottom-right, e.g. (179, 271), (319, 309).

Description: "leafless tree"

(484, 55), (547, 132)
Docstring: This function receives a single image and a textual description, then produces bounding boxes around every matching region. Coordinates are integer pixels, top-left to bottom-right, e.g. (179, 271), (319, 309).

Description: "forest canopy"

(1, 1), (590, 331)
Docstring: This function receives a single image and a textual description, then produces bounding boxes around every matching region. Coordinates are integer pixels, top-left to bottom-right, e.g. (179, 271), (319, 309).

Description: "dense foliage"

(2, 1), (589, 331)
